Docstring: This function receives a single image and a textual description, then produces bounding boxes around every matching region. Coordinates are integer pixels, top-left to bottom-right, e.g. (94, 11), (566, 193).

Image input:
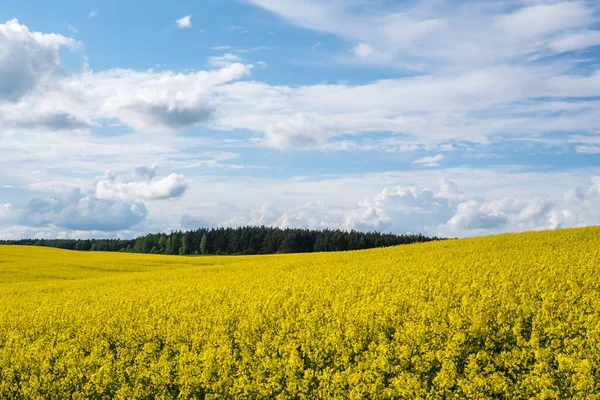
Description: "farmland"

(1, 227), (599, 398)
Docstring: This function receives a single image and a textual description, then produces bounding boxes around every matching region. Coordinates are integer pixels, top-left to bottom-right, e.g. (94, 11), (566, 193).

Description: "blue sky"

(1, 0), (600, 239)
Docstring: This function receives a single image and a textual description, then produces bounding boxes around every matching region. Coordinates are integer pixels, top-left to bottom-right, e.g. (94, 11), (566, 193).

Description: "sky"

(1, 0), (600, 240)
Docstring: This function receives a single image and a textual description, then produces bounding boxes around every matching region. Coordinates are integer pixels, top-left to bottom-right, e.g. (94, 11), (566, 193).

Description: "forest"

(0, 226), (440, 255)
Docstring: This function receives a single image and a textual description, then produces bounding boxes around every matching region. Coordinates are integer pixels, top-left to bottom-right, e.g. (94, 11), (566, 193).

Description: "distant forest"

(0, 226), (441, 255)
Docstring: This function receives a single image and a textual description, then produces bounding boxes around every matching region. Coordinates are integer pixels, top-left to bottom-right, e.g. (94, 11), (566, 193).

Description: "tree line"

(0, 226), (441, 255)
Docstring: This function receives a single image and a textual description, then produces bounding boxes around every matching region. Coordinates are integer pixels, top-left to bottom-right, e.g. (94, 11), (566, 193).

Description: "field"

(1, 227), (599, 399)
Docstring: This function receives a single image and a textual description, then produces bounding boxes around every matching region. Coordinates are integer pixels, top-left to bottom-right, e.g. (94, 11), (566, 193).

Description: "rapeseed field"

(1, 227), (599, 399)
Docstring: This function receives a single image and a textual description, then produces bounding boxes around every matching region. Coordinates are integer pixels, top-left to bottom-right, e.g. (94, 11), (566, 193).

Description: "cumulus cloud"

(3, 18), (600, 152)
(119, 101), (214, 131)
(441, 196), (565, 236)
(343, 184), (456, 234)
(263, 113), (333, 149)
(176, 15), (192, 29)
(2, 165), (600, 238)
(96, 166), (188, 201)
(352, 43), (375, 59)
(221, 202), (343, 230)
(9, 113), (93, 131)
(217, 180), (459, 234)
(2, 17), (600, 240)
(13, 189), (147, 231)
(133, 166), (156, 180)
(14, 64), (250, 133)
(0, 19), (78, 102)
(412, 154), (445, 167)
(213, 176), (600, 237)
(352, 176), (600, 236)
(76, 62), (251, 132)
(0, 19), (251, 134)
(444, 200), (509, 231)
(88, 10), (98, 19)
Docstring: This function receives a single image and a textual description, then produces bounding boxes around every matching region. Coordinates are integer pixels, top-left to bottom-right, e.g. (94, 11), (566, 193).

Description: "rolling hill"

(1, 227), (599, 398)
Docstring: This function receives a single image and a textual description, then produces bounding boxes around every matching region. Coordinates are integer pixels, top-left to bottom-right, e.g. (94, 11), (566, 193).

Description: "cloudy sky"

(1, 0), (600, 239)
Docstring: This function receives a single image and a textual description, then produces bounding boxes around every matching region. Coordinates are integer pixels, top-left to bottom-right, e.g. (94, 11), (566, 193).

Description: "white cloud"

(224, 25), (245, 31)
(180, 215), (215, 230)
(2, 18), (600, 239)
(495, 2), (593, 39)
(79, 63), (251, 132)
(210, 45), (273, 54)
(210, 178), (460, 234)
(88, 10), (98, 19)
(444, 199), (510, 231)
(441, 193), (579, 237)
(262, 113), (333, 149)
(176, 15), (192, 29)
(348, 43), (394, 64)
(0, 224), (148, 240)
(0, 203), (11, 221)
(388, 176), (600, 236)
(208, 53), (245, 68)
(343, 183), (458, 234)
(96, 166), (188, 201)
(213, 64), (600, 149)
(212, 175), (600, 237)
(220, 201), (342, 230)
(244, 0), (599, 69)
(0, 19), (252, 133)
(3, 18), (600, 152)
(352, 43), (374, 59)
(9, 67), (250, 134)
(12, 189), (147, 232)
(0, 19), (78, 102)
(412, 154), (445, 167)
(576, 145), (600, 154)
(550, 30), (600, 53)
(9, 112), (94, 131)
(2, 163), (600, 238)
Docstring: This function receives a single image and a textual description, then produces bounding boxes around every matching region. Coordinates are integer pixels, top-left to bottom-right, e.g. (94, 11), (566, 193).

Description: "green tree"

(165, 235), (174, 255)
(157, 235), (167, 253)
(200, 233), (208, 255)
(182, 232), (192, 255)
(172, 232), (182, 255)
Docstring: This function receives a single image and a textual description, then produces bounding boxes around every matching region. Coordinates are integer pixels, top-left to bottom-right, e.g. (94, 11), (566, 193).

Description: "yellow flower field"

(1, 227), (599, 399)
